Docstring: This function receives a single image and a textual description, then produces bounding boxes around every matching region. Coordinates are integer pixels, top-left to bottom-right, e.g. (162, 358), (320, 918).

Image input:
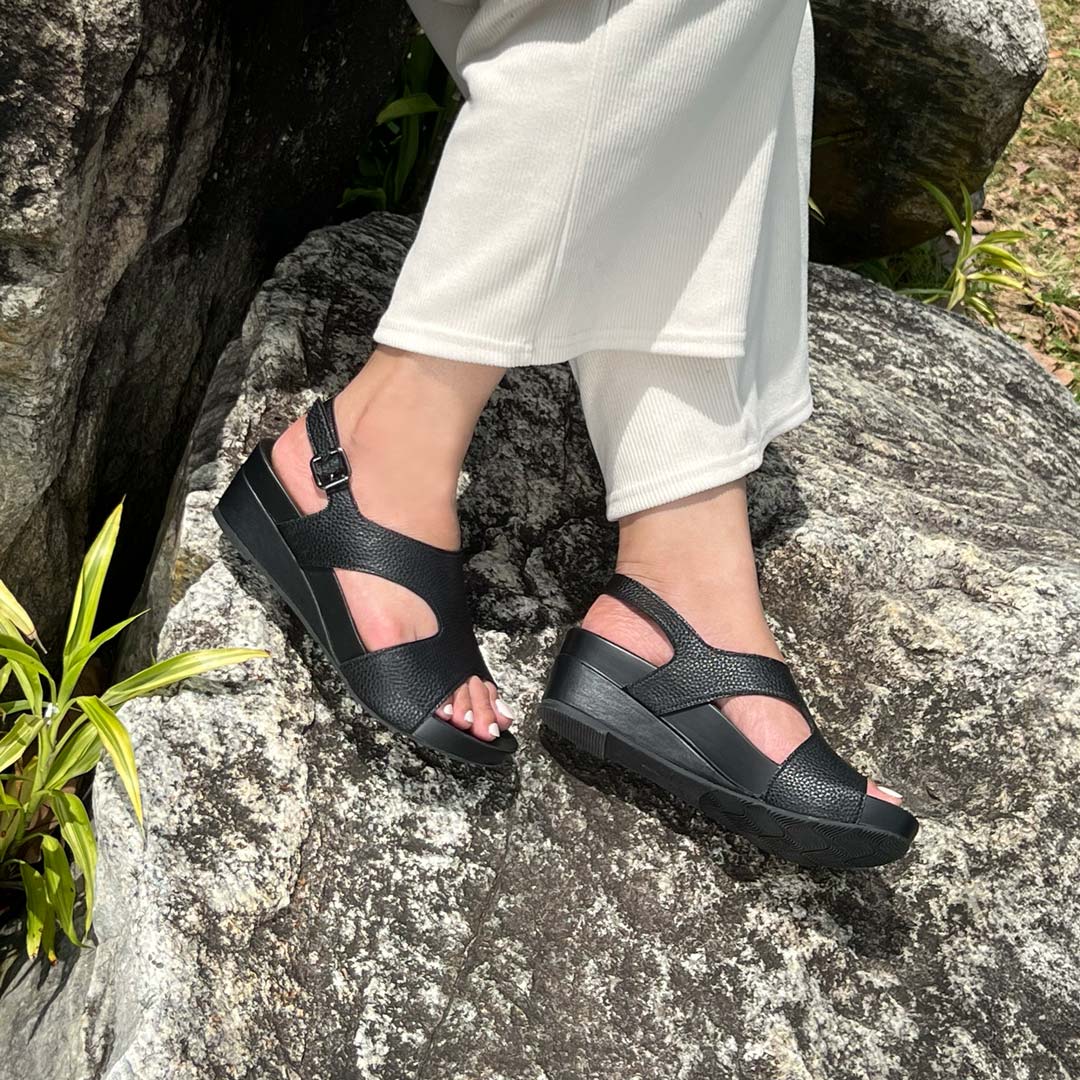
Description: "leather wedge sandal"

(540, 574), (917, 866)
(213, 397), (517, 767)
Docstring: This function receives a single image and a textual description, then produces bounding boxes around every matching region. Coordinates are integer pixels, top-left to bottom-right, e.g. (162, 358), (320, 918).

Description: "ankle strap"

(306, 397), (351, 493)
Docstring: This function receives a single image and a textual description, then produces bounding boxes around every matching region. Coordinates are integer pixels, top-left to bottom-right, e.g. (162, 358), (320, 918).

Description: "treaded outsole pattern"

(539, 700), (912, 868)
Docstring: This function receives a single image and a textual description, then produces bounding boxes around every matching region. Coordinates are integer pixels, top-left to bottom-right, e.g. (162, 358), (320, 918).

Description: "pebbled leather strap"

(279, 396), (490, 732)
(341, 633), (492, 735)
(765, 731), (865, 823)
(603, 573), (812, 719)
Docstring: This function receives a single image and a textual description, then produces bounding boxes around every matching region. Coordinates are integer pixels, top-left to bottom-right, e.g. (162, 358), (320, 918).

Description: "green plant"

(0, 503), (267, 962)
(341, 29), (461, 213)
(855, 178), (1043, 326)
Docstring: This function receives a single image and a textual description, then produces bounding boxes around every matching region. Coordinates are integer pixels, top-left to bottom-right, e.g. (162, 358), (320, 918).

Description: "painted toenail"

(495, 698), (517, 721)
(878, 786), (902, 799)
(488, 723), (501, 739)
(463, 709), (473, 726)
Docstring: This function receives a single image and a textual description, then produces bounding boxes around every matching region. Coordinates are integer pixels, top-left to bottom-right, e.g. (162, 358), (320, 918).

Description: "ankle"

(271, 408), (462, 550)
(340, 407), (463, 506)
(608, 558), (782, 661)
(336, 346), (502, 462)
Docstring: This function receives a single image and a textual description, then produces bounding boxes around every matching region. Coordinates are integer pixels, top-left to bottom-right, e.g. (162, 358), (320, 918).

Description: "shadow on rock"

(539, 725), (915, 958)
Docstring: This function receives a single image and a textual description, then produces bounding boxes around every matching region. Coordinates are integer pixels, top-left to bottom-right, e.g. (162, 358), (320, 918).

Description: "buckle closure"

(310, 447), (350, 491)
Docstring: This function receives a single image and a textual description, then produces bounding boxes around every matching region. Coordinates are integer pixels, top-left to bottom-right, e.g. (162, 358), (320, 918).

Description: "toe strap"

(764, 731), (866, 823)
(341, 633), (493, 734)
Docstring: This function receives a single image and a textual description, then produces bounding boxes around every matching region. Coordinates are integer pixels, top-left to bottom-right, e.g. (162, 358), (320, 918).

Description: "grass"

(983, 0), (1080, 396)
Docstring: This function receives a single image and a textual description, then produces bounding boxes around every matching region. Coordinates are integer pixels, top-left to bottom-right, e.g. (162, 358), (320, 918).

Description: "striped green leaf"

(49, 791), (97, 937)
(0, 713), (45, 773)
(101, 648), (268, 709)
(45, 724), (102, 790)
(947, 272), (967, 309)
(64, 503), (123, 659)
(966, 272), (1025, 290)
(59, 611), (145, 707)
(0, 578), (38, 645)
(917, 177), (964, 235)
(0, 652), (43, 715)
(40, 834), (78, 946)
(980, 229), (1027, 244)
(74, 696), (142, 826)
(19, 862), (53, 960)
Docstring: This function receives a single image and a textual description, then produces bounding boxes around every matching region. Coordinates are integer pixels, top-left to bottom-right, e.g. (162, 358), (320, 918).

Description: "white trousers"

(377, 0), (816, 520)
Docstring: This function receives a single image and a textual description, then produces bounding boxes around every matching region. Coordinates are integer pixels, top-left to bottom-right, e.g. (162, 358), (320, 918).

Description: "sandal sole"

(539, 695), (915, 868)
(213, 458), (516, 769)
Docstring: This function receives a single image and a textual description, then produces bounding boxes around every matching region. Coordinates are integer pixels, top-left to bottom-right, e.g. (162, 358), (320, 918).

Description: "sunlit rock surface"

(3, 213), (1076, 1079)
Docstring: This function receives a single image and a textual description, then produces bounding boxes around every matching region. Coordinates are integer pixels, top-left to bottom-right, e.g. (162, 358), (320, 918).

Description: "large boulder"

(810, 0), (1047, 261)
(3, 212), (1078, 1079)
(0, 0), (410, 647)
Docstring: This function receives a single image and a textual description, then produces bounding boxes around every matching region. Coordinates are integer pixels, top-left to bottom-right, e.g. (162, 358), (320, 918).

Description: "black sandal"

(540, 574), (917, 865)
(213, 397), (517, 767)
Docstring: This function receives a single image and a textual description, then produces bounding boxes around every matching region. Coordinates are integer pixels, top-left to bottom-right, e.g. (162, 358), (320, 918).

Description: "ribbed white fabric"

(381, 0), (816, 519)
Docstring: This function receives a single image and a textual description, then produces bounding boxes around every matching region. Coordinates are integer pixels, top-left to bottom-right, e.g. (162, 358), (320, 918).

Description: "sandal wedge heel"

(214, 397), (517, 768)
(540, 574), (917, 867)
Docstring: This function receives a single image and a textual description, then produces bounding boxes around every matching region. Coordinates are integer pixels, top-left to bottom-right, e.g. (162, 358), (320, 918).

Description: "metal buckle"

(310, 447), (350, 491)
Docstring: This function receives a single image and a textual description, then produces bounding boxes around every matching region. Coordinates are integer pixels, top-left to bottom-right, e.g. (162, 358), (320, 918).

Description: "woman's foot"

(269, 346), (515, 741)
(580, 482), (903, 805)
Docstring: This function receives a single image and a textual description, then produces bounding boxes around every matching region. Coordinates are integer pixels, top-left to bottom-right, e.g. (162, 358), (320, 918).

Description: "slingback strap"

(602, 573), (812, 719)
(282, 398), (470, 615)
(278, 396), (492, 733)
(307, 397), (352, 492)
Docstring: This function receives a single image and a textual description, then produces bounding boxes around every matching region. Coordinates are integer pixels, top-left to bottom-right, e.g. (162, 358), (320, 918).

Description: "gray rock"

(5, 212), (1079, 1079)
(0, 0), (410, 646)
(811, 0), (1047, 260)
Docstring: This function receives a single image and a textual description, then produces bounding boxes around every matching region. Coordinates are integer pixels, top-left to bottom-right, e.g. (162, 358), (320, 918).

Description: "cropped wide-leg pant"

(375, 0), (817, 520)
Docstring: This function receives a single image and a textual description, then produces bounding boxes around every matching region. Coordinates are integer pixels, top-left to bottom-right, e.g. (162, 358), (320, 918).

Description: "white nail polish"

(440, 703), (453, 717)
(495, 698), (517, 721)
(463, 709), (473, 726)
(878, 786), (903, 799)
(488, 723), (501, 739)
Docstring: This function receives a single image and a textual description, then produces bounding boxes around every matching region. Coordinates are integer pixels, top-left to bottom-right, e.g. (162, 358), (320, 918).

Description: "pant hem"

(603, 391), (814, 520)
(372, 319), (746, 368)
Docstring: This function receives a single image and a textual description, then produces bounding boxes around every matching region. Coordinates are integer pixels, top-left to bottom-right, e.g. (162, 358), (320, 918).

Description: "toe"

(488, 682), (514, 730)
(868, 779), (903, 805)
(469, 675), (499, 741)
(449, 683), (472, 729)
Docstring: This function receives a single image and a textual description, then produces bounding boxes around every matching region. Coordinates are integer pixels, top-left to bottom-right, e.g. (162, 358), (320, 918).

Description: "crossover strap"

(603, 573), (811, 718)
(280, 397), (468, 623)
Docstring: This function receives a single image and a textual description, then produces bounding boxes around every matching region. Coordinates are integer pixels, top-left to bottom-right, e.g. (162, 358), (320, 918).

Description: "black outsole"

(213, 463), (516, 769)
(539, 698), (914, 868)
